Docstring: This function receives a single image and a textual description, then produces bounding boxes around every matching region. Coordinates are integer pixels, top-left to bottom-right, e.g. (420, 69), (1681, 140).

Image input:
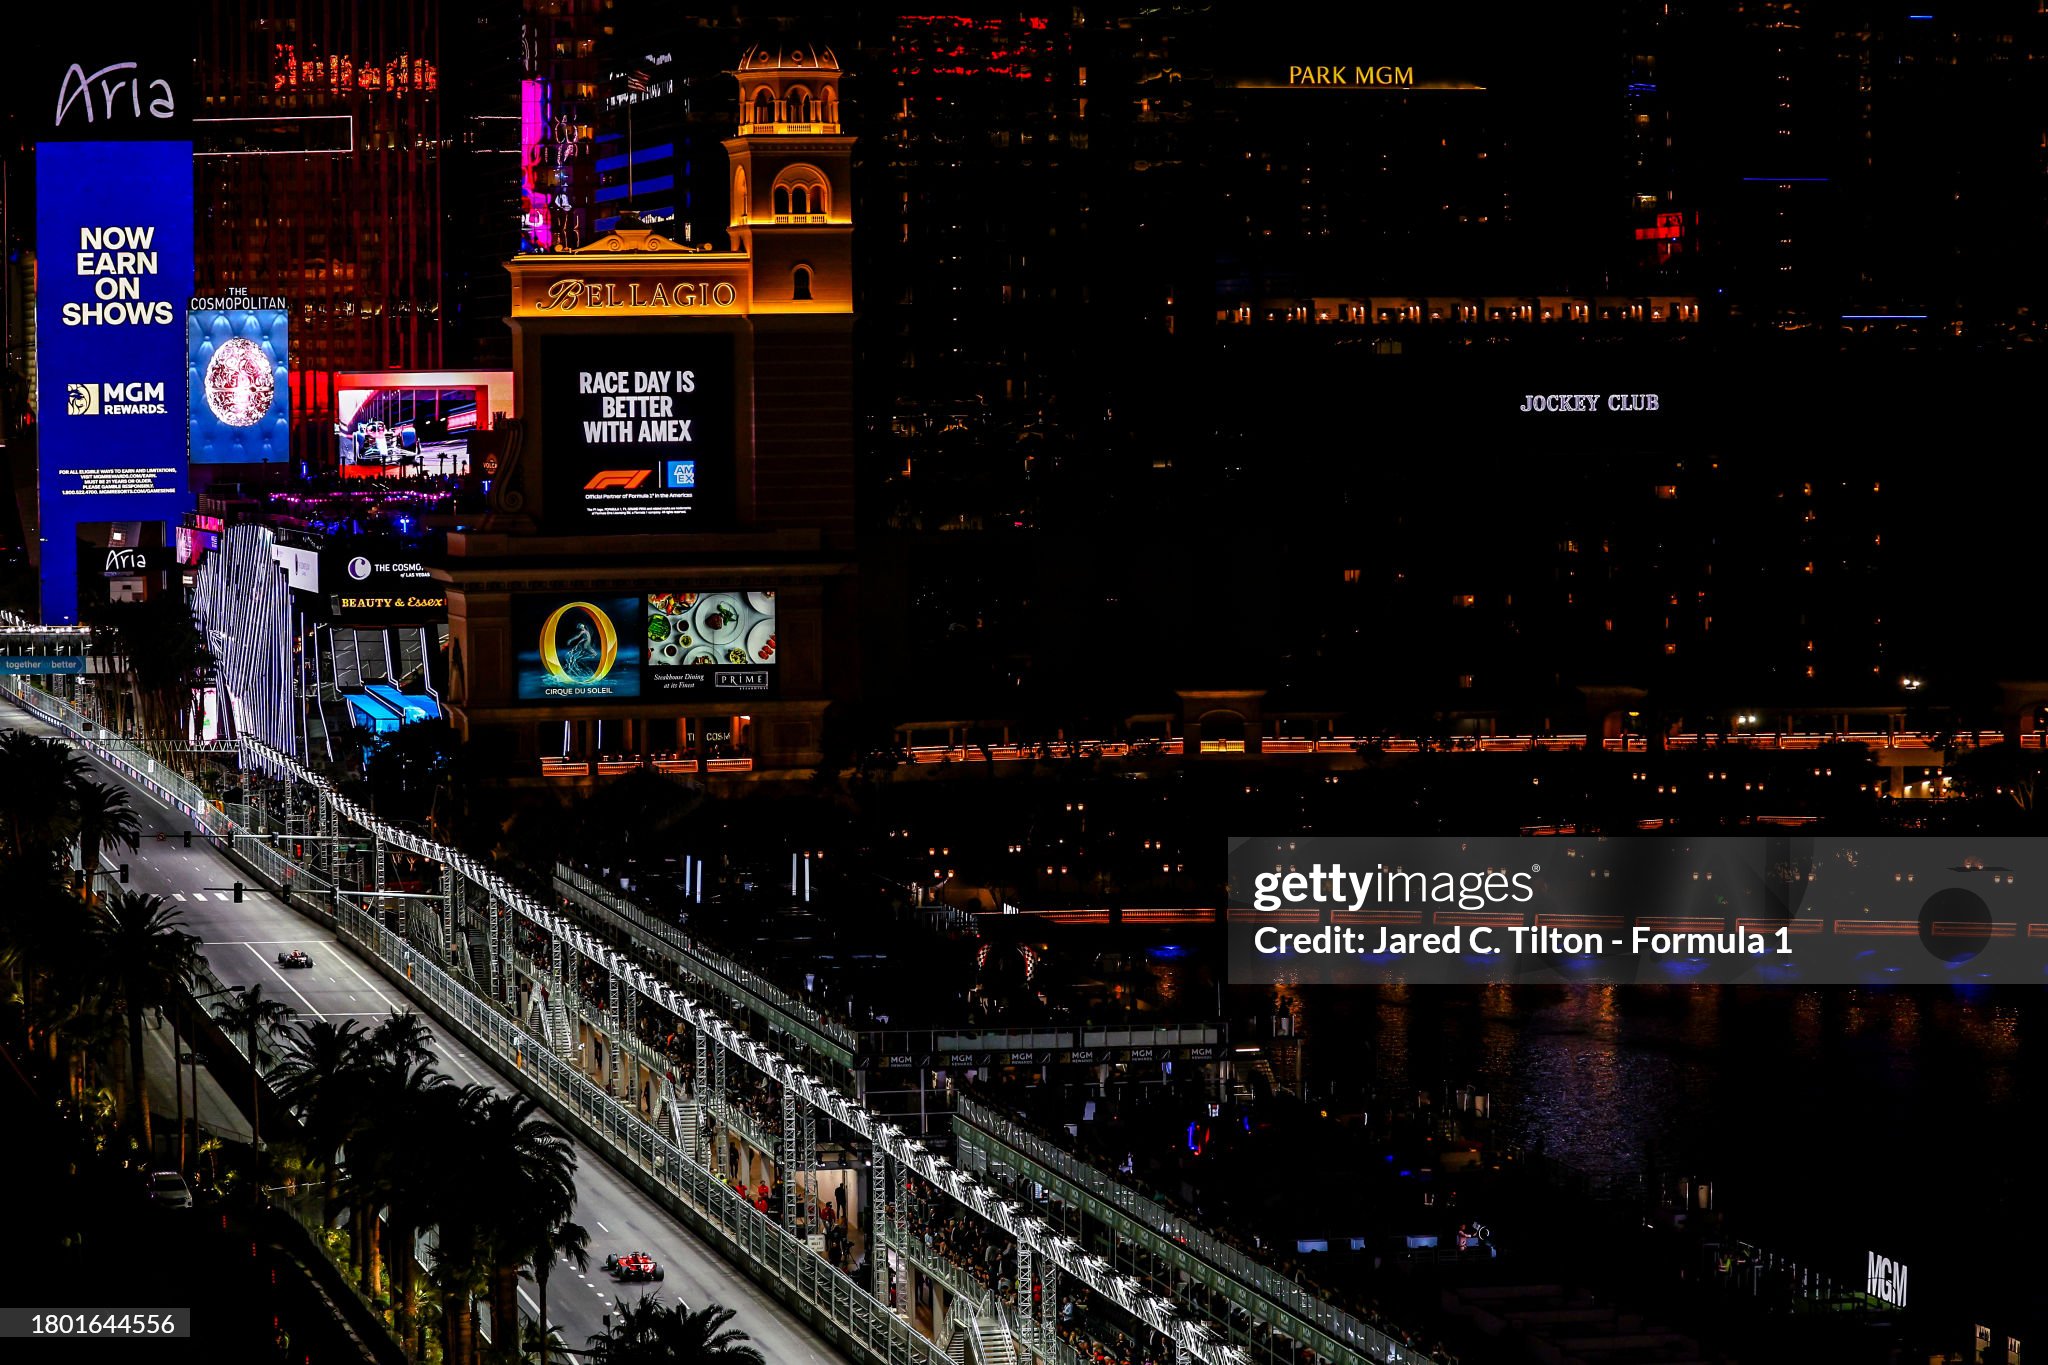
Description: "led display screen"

(644, 589), (778, 698)
(514, 595), (645, 702)
(35, 141), (194, 620)
(539, 333), (733, 529)
(337, 385), (484, 478)
(188, 298), (289, 463)
(511, 589), (778, 703)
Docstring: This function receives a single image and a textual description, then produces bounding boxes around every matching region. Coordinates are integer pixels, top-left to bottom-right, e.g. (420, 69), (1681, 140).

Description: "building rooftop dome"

(737, 42), (839, 73)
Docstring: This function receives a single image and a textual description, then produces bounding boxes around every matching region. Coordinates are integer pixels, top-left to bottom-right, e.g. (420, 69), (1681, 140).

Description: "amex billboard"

(539, 334), (733, 529)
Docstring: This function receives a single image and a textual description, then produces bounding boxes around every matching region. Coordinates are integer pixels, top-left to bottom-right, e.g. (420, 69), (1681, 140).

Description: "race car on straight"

(604, 1252), (664, 1283)
(276, 950), (314, 969)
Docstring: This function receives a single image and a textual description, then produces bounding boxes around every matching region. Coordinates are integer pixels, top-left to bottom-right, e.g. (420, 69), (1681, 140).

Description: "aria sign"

(1865, 1250), (1908, 1309)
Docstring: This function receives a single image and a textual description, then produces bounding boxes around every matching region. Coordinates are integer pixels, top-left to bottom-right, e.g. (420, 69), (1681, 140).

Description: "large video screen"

(34, 139), (194, 622)
(514, 596), (645, 702)
(645, 589), (778, 698)
(337, 385), (483, 478)
(539, 334), (733, 529)
(188, 299), (290, 463)
(511, 589), (778, 703)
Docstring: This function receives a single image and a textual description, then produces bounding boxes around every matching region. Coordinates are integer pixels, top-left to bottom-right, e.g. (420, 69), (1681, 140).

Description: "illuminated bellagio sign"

(535, 278), (739, 312)
(510, 257), (753, 318)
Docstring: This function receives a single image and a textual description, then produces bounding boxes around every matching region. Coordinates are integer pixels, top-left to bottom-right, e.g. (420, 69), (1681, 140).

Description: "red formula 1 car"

(604, 1252), (664, 1283)
(277, 950), (314, 969)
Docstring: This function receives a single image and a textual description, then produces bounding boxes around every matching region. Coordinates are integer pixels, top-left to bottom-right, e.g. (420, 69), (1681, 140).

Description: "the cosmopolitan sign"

(1866, 1251), (1908, 1309)
(35, 14), (195, 623)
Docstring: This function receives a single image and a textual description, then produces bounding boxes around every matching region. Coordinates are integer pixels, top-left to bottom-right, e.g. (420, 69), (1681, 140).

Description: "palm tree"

(0, 731), (90, 863)
(0, 862), (94, 1059)
(353, 1052), (453, 1305)
(526, 1218), (589, 1363)
(91, 891), (200, 1149)
(423, 1224), (492, 1365)
(584, 1293), (672, 1365)
(461, 1088), (579, 1347)
(213, 983), (296, 1147)
(273, 1017), (375, 1174)
(369, 1010), (438, 1071)
(584, 1297), (765, 1365)
(662, 1303), (765, 1365)
(73, 780), (143, 893)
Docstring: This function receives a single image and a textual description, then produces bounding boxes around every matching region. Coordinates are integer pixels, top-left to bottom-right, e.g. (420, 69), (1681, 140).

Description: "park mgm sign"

(1288, 63), (1415, 87)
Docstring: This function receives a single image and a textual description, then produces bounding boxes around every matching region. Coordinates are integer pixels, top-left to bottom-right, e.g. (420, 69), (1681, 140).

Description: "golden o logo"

(539, 601), (620, 684)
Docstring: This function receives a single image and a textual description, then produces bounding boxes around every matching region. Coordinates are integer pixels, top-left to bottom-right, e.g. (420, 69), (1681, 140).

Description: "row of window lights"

(1231, 302), (1701, 324)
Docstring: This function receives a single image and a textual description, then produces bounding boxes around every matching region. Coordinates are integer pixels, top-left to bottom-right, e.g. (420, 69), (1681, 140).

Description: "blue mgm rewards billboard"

(34, 19), (196, 621)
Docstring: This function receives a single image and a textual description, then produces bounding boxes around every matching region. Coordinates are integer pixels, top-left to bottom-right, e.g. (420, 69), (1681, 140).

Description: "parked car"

(148, 1171), (193, 1209)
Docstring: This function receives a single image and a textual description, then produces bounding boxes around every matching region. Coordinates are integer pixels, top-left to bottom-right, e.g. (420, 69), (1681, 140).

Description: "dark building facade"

(442, 42), (856, 778)
(193, 0), (447, 464)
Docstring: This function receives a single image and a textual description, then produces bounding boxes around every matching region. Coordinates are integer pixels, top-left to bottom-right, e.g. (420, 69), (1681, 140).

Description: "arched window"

(793, 266), (813, 301)
(790, 87), (813, 122)
(753, 89), (775, 126)
(821, 86), (837, 123)
(733, 168), (748, 223)
(770, 166), (830, 219)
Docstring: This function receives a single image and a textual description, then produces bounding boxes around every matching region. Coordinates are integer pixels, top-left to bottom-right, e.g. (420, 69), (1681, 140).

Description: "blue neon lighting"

(595, 142), (674, 172)
(597, 174), (674, 203)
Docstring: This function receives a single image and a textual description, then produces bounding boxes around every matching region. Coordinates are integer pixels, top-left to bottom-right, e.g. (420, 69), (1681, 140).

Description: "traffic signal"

(118, 863), (130, 884)
(232, 882), (244, 903)
(183, 830), (192, 848)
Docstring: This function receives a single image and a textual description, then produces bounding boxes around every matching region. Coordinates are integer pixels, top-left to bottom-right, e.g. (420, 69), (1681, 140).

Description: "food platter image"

(646, 590), (777, 669)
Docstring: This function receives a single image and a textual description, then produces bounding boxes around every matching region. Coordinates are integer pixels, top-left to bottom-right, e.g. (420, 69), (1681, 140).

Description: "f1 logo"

(67, 383), (99, 416)
(584, 469), (651, 490)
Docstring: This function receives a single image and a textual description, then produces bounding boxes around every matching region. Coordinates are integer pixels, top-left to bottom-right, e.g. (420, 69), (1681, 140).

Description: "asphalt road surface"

(7, 705), (847, 1365)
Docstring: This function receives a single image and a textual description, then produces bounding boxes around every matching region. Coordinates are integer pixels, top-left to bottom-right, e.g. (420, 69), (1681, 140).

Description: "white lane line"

(518, 1287), (543, 1319)
(241, 942), (325, 1015)
(438, 1046), (487, 1088)
(173, 893), (187, 901)
(331, 953), (401, 1014)
(595, 1220), (610, 1233)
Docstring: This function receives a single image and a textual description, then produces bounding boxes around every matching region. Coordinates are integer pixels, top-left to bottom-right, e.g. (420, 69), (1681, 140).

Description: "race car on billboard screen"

(349, 421), (422, 461)
(604, 1252), (664, 1283)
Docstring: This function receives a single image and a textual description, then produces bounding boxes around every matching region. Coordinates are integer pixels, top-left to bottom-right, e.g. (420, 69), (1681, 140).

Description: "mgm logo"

(67, 383), (99, 416)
